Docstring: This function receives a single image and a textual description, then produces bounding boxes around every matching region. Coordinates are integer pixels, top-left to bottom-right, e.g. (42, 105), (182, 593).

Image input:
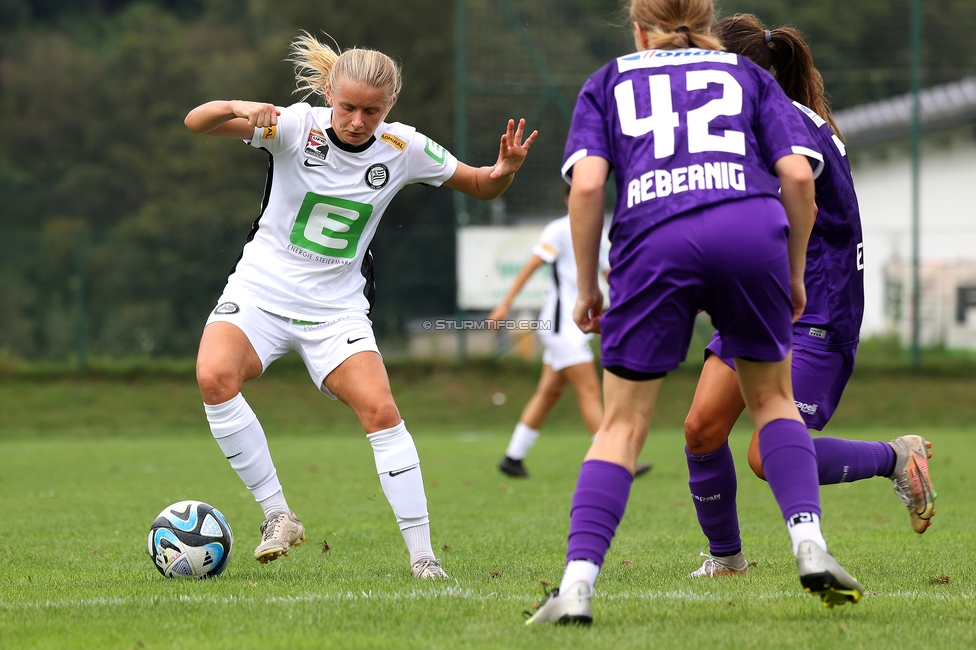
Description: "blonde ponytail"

(288, 32), (402, 105)
(630, 0), (724, 51)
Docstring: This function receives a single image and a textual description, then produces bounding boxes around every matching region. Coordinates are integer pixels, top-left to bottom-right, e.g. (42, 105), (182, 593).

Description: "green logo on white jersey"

(424, 137), (447, 164)
(290, 194), (373, 259)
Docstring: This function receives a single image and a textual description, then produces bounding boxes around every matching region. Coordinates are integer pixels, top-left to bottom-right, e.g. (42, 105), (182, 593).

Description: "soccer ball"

(148, 500), (233, 579)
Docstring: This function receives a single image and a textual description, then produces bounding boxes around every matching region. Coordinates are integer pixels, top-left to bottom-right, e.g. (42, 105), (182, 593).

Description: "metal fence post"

(74, 230), (87, 374)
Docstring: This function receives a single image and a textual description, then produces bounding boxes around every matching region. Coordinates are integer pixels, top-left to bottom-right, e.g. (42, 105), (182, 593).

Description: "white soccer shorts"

(205, 297), (380, 399)
(539, 329), (594, 372)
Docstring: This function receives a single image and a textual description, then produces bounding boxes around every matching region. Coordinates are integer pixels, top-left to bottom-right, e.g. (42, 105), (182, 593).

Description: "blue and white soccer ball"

(148, 500), (233, 579)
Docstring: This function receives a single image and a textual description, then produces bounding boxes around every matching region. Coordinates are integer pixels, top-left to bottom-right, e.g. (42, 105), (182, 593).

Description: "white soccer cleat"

(523, 581), (593, 626)
(796, 541), (863, 609)
(688, 551), (749, 578)
(254, 512), (305, 564)
(411, 557), (450, 580)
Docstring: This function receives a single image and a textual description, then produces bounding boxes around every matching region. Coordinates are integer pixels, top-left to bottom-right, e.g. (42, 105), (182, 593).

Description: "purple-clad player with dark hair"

(526, 0), (862, 626)
(683, 14), (936, 580)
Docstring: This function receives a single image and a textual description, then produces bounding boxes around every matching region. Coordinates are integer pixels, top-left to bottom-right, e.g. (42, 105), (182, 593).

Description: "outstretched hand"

(489, 119), (539, 179)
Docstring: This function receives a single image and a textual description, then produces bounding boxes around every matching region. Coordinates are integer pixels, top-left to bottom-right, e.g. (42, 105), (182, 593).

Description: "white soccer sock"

(787, 512), (828, 556)
(258, 490), (290, 519)
(559, 560), (600, 595)
(369, 421), (433, 562)
(505, 423), (540, 460)
(205, 394), (288, 517)
(401, 524), (434, 566)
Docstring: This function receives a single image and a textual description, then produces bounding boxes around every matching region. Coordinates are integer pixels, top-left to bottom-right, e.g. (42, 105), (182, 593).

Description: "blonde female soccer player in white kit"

(184, 33), (537, 579)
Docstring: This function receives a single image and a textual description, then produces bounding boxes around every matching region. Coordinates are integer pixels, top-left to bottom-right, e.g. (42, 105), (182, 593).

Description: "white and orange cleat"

(889, 435), (937, 533)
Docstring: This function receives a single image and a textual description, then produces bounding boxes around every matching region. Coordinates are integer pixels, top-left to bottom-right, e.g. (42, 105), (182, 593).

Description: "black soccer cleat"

(634, 462), (653, 478)
(498, 456), (529, 478)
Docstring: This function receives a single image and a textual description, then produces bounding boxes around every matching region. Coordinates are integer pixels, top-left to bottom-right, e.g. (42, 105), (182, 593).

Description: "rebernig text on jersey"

(627, 161), (745, 208)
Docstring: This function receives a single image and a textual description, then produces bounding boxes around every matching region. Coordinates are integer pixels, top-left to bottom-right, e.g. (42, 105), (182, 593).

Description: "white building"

(834, 76), (976, 346)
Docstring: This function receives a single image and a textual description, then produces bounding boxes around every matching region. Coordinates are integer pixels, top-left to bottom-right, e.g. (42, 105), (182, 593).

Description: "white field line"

(1, 588), (972, 611)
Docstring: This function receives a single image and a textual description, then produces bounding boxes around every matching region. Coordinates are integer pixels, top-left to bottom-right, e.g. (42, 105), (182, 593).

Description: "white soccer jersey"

(532, 215), (610, 336)
(223, 102), (459, 320)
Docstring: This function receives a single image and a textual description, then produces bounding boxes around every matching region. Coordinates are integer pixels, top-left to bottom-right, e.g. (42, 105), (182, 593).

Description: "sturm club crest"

(214, 302), (240, 315)
(364, 163), (389, 190)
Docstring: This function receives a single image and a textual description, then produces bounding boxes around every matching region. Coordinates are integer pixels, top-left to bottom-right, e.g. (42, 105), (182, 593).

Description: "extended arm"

(569, 156), (611, 333)
(184, 100), (281, 139)
(487, 255), (546, 322)
(445, 119), (538, 201)
(774, 153), (818, 322)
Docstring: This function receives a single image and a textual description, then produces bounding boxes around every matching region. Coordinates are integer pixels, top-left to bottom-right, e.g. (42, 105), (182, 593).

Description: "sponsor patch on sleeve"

(424, 137), (447, 164)
(262, 125), (277, 140)
(380, 132), (406, 151)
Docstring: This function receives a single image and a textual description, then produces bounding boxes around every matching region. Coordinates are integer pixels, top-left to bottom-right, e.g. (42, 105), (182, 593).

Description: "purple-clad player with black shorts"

(526, 0), (861, 625)
(683, 14), (937, 580)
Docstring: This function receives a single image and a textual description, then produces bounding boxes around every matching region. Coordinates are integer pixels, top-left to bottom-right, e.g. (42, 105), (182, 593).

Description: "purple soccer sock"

(566, 459), (634, 566)
(813, 437), (896, 484)
(686, 442), (742, 556)
(759, 419), (821, 521)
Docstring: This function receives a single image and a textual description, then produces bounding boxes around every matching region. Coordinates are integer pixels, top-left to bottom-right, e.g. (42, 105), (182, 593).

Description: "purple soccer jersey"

(563, 48), (823, 373)
(791, 102), (865, 350)
(703, 103), (866, 424)
(562, 48), (823, 249)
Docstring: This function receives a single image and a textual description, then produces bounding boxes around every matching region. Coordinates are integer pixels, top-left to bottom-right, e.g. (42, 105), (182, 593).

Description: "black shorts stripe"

(603, 365), (667, 381)
(552, 261), (561, 334)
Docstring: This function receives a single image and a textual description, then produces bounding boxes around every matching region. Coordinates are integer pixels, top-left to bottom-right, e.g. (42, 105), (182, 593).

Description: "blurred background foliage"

(1, 0), (974, 358)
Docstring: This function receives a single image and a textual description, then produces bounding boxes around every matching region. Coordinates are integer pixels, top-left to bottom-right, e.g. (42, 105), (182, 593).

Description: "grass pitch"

(1, 368), (975, 648)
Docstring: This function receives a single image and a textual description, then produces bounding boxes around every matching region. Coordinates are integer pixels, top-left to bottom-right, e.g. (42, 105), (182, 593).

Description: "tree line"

(0, 0), (972, 359)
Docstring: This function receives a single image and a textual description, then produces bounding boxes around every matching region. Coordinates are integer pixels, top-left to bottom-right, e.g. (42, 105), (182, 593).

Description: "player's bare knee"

(684, 413), (716, 454)
(574, 382), (600, 403)
(539, 384), (564, 405)
(359, 400), (402, 432)
(196, 364), (241, 405)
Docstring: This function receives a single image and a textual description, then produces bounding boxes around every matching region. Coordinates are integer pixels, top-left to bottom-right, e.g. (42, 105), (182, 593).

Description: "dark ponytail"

(713, 14), (842, 139)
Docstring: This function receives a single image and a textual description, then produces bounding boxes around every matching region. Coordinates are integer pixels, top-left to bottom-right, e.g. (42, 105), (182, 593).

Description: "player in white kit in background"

(491, 189), (651, 479)
(184, 33), (537, 578)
